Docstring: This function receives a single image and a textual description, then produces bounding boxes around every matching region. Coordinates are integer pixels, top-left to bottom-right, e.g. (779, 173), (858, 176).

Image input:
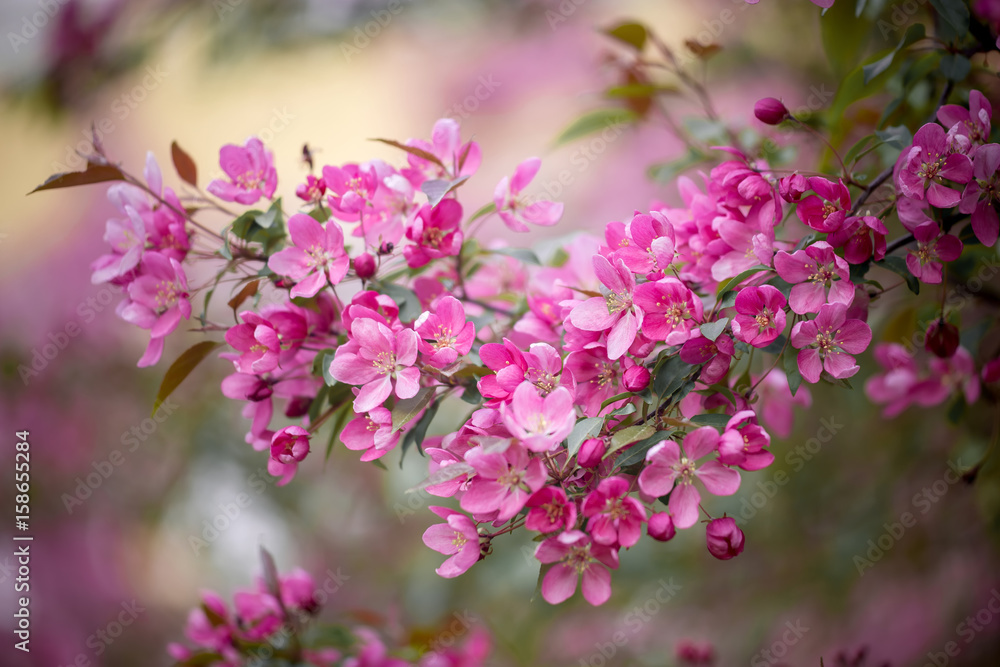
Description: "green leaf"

(603, 21), (648, 51)
(152, 341), (223, 415)
(466, 202), (497, 225)
(940, 53), (971, 82)
(605, 424), (656, 460)
(391, 386), (436, 433)
(875, 125), (913, 150)
(929, 0), (970, 39)
(488, 247), (541, 265)
(324, 402), (353, 462)
(609, 403), (637, 417)
(29, 163), (126, 194)
(862, 24), (924, 85)
(600, 391), (634, 412)
(400, 398), (441, 465)
(715, 265), (770, 297)
(783, 347), (803, 398)
(875, 255), (920, 294)
(255, 198), (281, 229)
(653, 354), (692, 397)
(567, 417), (604, 459)
(761, 334), (787, 355)
(688, 414), (730, 429)
(700, 318), (729, 342)
(171, 140), (198, 187)
(554, 108), (637, 147)
(612, 430), (672, 469)
(843, 134), (877, 166)
(647, 149), (705, 184)
(821, 0), (872, 78)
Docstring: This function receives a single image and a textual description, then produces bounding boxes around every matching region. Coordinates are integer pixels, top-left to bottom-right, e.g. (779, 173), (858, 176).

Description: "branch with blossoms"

(30, 0), (1000, 621)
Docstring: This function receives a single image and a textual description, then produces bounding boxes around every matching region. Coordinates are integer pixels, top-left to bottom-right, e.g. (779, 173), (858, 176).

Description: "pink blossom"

(577, 438), (606, 468)
(634, 277), (703, 344)
(796, 177), (851, 233)
(535, 530), (619, 605)
(773, 241), (853, 315)
(826, 215), (888, 264)
(404, 199), (464, 268)
(414, 296), (476, 368)
(938, 90), (992, 146)
(730, 285), (787, 348)
(460, 442), (546, 521)
(865, 343), (921, 417)
(207, 137), (277, 205)
(525, 486), (577, 533)
(754, 97), (789, 125)
(477, 338), (527, 403)
(295, 174), (326, 203)
(567, 255), (642, 360)
(564, 349), (623, 417)
(329, 318), (421, 412)
(406, 118), (482, 182)
(225, 311), (282, 374)
(622, 364), (650, 392)
(90, 204), (146, 284)
(753, 371), (812, 439)
(582, 476), (647, 548)
(423, 506), (481, 578)
(790, 302), (872, 383)
(121, 252), (191, 367)
(607, 212), (676, 276)
(638, 428), (740, 528)
(680, 333), (735, 384)
(983, 358), (1000, 384)
(905, 222), (962, 284)
(959, 143), (1000, 247)
(233, 590), (283, 640)
(647, 512), (676, 541)
(501, 383), (576, 452)
(705, 517), (744, 560)
(718, 410), (773, 470)
(341, 407), (400, 462)
(912, 347), (981, 407)
(278, 568), (319, 613)
(493, 157), (563, 232)
(270, 425), (310, 464)
(896, 123), (974, 208)
(354, 252), (377, 279)
(268, 214), (349, 298)
(322, 163), (377, 221)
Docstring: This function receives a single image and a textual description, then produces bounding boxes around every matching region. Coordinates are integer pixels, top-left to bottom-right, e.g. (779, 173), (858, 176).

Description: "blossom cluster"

(64, 84), (999, 612)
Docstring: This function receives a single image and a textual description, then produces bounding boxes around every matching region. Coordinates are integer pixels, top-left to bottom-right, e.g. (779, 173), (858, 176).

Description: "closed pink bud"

(779, 173), (809, 203)
(754, 97), (790, 125)
(354, 252), (376, 279)
(577, 438), (606, 468)
(647, 512), (676, 541)
(623, 365), (651, 392)
(983, 358), (1000, 383)
(271, 426), (310, 464)
(925, 319), (960, 359)
(706, 517), (744, 560)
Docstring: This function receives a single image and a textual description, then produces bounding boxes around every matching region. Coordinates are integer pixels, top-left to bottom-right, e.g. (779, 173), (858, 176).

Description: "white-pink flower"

(268, 214), (349, 299)
(329, 318), (421, 412)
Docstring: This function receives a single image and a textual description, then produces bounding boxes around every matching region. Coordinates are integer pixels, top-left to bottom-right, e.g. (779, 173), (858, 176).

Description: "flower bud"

(647, 512), (676, 542)
(577, 438), (606, 468)
(778, 173), (808, 203)
(982, 358), (1000, 384)
(353, 252), (376, 279)
(284, 395), (312, 418)
(705, 517), (745, 560)
(623, 365), (651, 392)
(271, 426), (311, 464)
(676, 640), (715, 665)
(754, 97), (790, 125)
(925, 319), (960, 359)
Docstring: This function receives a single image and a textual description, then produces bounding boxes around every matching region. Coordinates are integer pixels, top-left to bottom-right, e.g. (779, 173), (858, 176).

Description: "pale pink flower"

(225, 311), (281, 374)
(121, 252), (191, 367)
(460, 441), (546, 521)
(607, 212), (676, 276)
(638, 428), (740, 529)
(493, 157), (563, 232)
(535, 530), (619, 606)
(207, 137), (277, 205)
(567, 255), (642, 360)
(501, 383), (576, 452)
(268, 214), (349, 298)
(423, 506), (481, 578)
(341, 407), (400, 462)
(404, 200), (464, 268)
(329, 318), (421, 412)
(414, 296), (475, 368)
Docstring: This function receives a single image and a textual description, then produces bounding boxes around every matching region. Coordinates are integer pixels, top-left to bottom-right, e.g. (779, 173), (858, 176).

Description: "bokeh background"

(1, 0), (999, 665)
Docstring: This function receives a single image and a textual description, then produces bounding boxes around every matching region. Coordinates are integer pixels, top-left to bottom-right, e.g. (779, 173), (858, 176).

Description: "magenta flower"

(773, 241), (853, 315)
(959, 143), (1000, 247)
(329, 318), (421, 412)
(232, 590), (283, 640)
(122, 252), (192, 367)
(91, 204), (146, 284)
(754, 97), (789, 125)
(414, 296), (476, 368)
(647, 512), (676, 541)
(525, 486), (577, 533)
(268, 214), (349, 299)
(341, 407), (400, 462)
(718, 410), (773, 471)
(730, 285), (787, 348)
(207, 137), (277, 205)
(567, 255), (642, 360)
(270, 425), (310, 464)
(826, 215), (888, 264)
(322, 163), (377, 221)
(423, 506), (481, 578)
(565, 349), (623, 416)
(705, 517), (745, 560)
(638, 427), (740, 529)
(905, 222), (962, 284)
(225, 311), (281, 374)
(938, 89), (992, 145)
(796, 177), (851, 233)
(295, 174), (326, 203)
(403, 199), (464, 268)
(865, 343), (921, 417)
(501, 383), (576, 452)
(535, 530), (619, 606)
(790, 302), (872, 383)
(494, 157), (564, 232)
(607, 212), (676, 275)
(634, 277), (703, 344)
(460, 442), (546, 522)
(896, 123), (974, 208)
(680, 333), (735, 385)
(581, 476), (647, 548)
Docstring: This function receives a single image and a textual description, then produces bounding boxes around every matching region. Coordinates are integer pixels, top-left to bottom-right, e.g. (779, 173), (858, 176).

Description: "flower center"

(372, 351), (396, 375)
